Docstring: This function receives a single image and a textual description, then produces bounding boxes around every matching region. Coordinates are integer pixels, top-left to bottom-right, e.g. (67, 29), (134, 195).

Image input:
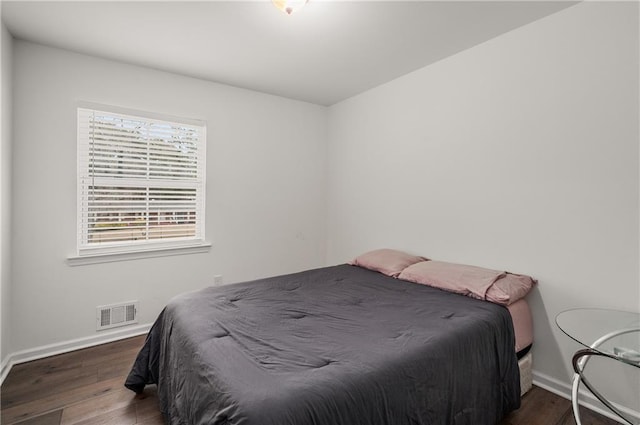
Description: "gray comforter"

(126, 265), (520, 425)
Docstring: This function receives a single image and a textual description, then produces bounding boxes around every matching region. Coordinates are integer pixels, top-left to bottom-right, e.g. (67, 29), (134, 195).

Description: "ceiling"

(1, 1), (575, 106)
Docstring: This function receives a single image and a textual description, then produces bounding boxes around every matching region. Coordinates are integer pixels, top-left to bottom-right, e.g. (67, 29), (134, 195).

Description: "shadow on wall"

(526, 285), (570, 382)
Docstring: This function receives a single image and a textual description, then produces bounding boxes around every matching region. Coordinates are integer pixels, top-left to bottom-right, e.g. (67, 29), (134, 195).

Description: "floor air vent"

(96, 301), (138, 331)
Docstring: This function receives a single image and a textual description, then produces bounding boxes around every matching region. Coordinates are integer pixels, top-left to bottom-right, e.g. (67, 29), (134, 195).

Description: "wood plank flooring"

(0, 335), (622, 425)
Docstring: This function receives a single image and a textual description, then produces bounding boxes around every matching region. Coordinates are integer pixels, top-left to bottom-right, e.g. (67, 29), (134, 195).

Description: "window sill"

(67, 242), (212, 266)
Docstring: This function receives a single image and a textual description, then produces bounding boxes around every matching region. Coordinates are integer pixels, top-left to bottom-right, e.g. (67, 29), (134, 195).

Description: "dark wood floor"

(0, 335), (621, 425)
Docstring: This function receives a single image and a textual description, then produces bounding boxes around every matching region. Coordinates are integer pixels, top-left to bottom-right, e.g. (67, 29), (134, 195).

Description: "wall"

(327, 1), (639, 415)
(0, 21), (13, 376)
(10, 41), (327, 355)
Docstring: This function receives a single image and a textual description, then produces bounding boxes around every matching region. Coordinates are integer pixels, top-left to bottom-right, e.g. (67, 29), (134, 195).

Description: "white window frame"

(69, 104), (209, 266)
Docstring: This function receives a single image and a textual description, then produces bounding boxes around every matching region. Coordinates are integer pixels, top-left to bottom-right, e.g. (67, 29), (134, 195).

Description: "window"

(76, 107), (206, 259)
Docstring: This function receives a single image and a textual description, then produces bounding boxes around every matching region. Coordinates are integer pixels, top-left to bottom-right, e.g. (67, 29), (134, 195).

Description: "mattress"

(507, 299), (533, 396)
(126, 265), (522, 425)
(507, 298), (534, 357)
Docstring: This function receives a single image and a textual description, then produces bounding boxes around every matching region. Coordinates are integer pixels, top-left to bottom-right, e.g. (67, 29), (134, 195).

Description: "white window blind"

(77, 107), (206, 255)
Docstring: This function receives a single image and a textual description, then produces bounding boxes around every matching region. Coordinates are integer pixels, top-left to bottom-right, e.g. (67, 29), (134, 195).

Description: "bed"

(126, 262), (529, 425)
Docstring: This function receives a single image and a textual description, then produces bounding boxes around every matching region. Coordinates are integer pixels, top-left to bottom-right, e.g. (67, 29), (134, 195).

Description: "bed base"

(518, 352), (533, 395)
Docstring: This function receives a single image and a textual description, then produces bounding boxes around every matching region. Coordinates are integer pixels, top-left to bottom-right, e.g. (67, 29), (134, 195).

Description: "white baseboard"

(0, 323), (151, 386)
(533, 369), (640, 425)
(0, 353), (11, 386)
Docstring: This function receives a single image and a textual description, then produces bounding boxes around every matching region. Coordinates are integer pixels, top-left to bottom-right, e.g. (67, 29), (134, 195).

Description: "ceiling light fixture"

(272, 0), (309, 15)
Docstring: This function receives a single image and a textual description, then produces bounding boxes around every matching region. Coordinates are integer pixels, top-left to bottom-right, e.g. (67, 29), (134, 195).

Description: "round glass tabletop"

(556, 308), (640, 367)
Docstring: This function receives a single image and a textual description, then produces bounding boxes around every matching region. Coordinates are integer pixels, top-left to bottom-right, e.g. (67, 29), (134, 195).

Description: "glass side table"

(556, 308), (640, 425)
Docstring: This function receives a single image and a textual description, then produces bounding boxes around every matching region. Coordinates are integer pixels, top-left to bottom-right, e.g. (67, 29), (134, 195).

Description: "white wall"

(327, 1), (639, 414)
(1, 21), (13, 373)
(10, 41), (327, 354)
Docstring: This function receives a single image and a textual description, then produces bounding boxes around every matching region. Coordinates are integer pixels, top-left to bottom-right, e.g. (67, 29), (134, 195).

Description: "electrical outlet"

(213, 275), (223, 286)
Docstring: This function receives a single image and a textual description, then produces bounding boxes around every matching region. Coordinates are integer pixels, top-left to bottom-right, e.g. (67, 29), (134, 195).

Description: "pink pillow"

(349, 249), (427, 278)
(398, 261), (536, 305)
(486, 273), (537, 305)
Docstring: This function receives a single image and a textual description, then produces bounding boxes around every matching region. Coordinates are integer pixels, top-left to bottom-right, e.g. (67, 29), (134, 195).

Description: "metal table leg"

(570, 328), (640, 425)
